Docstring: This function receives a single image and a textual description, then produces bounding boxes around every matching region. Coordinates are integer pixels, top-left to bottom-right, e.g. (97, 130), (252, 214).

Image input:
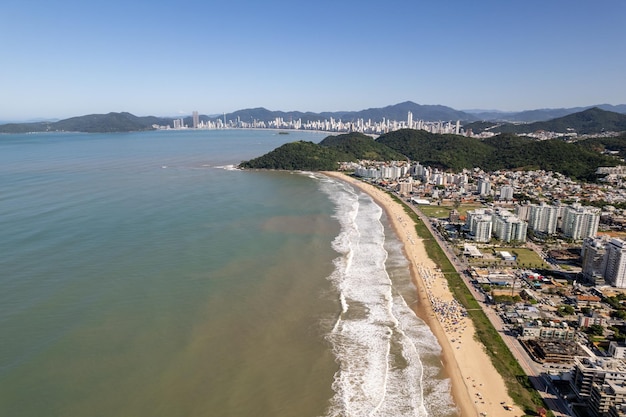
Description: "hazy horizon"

(3, 101), (626, 124)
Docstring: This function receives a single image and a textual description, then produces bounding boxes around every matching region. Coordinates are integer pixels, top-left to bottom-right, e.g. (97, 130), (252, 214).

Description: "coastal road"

(397, 195), (572, 417)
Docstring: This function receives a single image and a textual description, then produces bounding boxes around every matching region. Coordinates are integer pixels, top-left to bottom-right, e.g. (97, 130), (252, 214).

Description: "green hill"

(240, 129), (623, 180)
(375, 129), (493, 171)
(482, 134), (618, 178)
(239, 132), (405, 170)
(0, 112), (171, 133)
(467, 107), (626, 135)
(319, 132), (406, 161)
(375, 130), (621, 180)
(238, 141), (354, 170)
(576, 134), (626, 160)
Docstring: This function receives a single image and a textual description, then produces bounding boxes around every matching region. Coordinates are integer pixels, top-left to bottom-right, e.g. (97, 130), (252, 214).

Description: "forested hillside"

(242, 129), (625, 180)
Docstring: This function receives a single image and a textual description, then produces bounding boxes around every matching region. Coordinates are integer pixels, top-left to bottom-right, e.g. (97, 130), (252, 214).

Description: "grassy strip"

(389, 194), (549, 416)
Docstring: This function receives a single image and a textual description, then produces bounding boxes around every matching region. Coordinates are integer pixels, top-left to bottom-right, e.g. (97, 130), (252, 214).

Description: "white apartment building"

(473, 216), (493, 242)
(354, 166), (381, 179)
(499, 185), (514, 201)
(398, 181), (413, 195)
(581, 237), (626, 288)
(528, 203), (560, 235)
(477, 178), (491, 196)
(515, 203), (531, 221)
(380, 165), (403, 180)
(609, 342), (626, 360)
(605, 238), (626, 288)
(466, 209), (493, 243)
(561, 203), (600, 240)
(492, 210), (527, 243)
(582, 236), (609, 285)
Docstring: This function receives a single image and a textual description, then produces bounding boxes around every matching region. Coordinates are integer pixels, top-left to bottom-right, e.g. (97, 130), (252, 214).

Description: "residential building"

(561, 203), (600, 240)
(582, 236), (610, 285)
(579, 314), (608, 328)
(477, 178), (491, 196)
(609, 403), (626, 417)
(492, 210), (527, 242)
(590, 380), (626, 417)
(398, 181), (413, 196)
(499, 185), (514, 201)
(528, 203), (560, 235)
(515, 202), (531, 221)
(520, 322), (575, 340)
(571, 357), (626, 401)
(605, 238), (626, 288)
(466, 209), (493, 242)
(608, 342), (626, 360)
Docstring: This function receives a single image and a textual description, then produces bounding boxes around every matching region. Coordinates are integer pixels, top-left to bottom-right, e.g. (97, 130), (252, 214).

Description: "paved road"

(399, 196), (572, 417)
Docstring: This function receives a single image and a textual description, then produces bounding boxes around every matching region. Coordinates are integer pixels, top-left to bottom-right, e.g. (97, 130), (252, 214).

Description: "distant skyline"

(2, 0), (625, 121)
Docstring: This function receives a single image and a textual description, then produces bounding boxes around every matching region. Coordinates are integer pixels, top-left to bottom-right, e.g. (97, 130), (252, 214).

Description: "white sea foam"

(214, 164), (239, 171)
(314, 174), (456, 417)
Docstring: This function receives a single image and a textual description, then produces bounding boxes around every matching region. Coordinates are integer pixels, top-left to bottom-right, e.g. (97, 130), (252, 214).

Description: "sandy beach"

(323, 172), (518, 417)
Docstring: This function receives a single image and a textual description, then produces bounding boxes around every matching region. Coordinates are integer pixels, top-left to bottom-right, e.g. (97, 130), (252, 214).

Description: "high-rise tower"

(192, 111), (199, 129)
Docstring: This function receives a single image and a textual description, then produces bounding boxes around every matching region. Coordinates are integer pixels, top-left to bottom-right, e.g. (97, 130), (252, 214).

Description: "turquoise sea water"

(0, 130), (456, 416)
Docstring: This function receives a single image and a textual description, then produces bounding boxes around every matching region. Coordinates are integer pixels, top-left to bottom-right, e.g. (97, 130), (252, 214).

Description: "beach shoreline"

(322, 171), (518, 417)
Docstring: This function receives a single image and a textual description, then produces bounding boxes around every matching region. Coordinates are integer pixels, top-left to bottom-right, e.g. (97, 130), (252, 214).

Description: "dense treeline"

(577, 133), (626, 159)
(483, 134), (619, 179)
(239, 141), (353, 170)
(239, 129), (625, 180)
(318, 132), (406, 161)
(239, 133), (405, 170)
(375, 129), (493, 171)
(377, 130), (621, 180)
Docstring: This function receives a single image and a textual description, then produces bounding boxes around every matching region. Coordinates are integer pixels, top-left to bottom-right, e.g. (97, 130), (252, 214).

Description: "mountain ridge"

(465, 107), (626, 135)
(2, 102), (626, 133)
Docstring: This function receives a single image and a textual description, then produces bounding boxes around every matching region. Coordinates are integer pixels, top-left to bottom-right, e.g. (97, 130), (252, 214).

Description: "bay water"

(0, 130), (456, 416)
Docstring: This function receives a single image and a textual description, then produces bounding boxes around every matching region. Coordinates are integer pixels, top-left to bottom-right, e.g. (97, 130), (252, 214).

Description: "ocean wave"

(213, 164), (239, 171)
(315, 174), (455, 417)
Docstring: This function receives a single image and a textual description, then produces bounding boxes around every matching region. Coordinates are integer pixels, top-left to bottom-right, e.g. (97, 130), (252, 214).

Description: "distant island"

(1, 102), (626, 134)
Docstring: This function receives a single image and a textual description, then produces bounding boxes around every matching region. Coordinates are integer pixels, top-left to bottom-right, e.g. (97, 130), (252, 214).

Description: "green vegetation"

(241, 123), (624, 176)
(604, 293), (626, 310)
(319, 132), (406, 161)
(377, 129), (620, 181)
(585, 324), (604, 336)
(468, 107), (626, 135)
(239, 132), (406, 170)
(239, 141), (351, 170)
(557, 305), (575, 316)
(385, 192), (549, 415)
(0, 112), (170, 133)
(419, 203), (481, 219)
(511, 248), (550, 269)
(416, 205), (453, 218)
(377, 129), (494, 171)
(578, 133), (626, 160)
(493, 294), (523, 304)
(611, 310), (626, 320)
(482, 134), (619, 180)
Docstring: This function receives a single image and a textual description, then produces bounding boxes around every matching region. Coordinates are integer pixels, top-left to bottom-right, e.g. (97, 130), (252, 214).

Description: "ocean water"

(0, 130), (456, 416)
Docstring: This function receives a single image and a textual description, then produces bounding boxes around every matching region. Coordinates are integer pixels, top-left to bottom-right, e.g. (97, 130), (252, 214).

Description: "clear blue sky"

(2, 0), (625, 120)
